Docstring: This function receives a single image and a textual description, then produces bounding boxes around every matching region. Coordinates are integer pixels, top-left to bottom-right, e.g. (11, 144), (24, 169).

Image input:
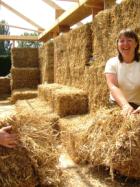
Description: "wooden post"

(52, 25), (70, 38)
(12, 41), (15, 48)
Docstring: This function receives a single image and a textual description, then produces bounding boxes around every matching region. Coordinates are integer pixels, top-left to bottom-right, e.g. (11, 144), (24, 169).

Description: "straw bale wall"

(0, 77), (11, 95)
(11, 67), (40, 90)
(90, 0), (140, 110)
(93, 0), (140, 65)
(53, 23), (108, 111)
(38, 40), (54, 83)
(51, 0), (140, 112)
(11, 48), (39, 68)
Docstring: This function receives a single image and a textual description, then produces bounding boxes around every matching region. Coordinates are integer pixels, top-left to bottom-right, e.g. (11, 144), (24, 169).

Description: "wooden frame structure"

(39, 0), (104, 41)
(0, 0), (116, 42)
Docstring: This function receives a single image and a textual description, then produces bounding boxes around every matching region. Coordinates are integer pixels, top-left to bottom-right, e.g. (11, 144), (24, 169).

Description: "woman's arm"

(105, 73), (134, 116)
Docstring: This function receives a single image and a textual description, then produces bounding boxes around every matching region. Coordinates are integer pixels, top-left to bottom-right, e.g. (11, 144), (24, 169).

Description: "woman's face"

(118, 35), (138, 59)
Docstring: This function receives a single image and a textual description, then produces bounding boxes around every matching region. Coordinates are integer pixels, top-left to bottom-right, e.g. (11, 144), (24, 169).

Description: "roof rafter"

(0, 0), (44, 31)
(39, 0), (104, 41)
(0, 35), (38, 41)
(0, 23), (42, 33)
(42, 0), (64, 10)
(42, 0), (65, 19)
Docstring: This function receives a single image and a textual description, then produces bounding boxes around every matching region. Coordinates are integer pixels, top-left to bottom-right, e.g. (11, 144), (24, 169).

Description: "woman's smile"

(118, 35), (137, 63)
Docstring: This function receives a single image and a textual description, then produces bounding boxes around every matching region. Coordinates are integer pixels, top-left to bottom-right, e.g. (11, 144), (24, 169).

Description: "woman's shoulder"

(106, 56), (119, 67)
(107, 56), (119, 63)
(105, 56), (119, 73)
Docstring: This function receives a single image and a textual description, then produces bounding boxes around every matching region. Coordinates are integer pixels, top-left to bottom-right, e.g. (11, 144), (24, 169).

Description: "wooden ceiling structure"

(0, 0), (116, 42)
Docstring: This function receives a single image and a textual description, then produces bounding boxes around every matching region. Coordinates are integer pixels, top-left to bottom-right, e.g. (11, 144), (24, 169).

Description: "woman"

(0, 126), (17, 148)
(105, 28), (140, 116)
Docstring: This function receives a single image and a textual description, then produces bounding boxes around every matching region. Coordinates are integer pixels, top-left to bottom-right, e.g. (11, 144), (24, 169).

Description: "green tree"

(0, 20), (11, 55)
(17, 32), (42, 48)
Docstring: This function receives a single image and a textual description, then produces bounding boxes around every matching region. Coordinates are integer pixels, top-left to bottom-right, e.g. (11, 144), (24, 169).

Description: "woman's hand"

(122, 104), (134, 116)
(132, 106), (140, 114)
(0, 126), (17, 148)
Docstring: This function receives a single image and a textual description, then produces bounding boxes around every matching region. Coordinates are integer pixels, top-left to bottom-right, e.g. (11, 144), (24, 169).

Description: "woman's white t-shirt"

(105, 56), (140, 105)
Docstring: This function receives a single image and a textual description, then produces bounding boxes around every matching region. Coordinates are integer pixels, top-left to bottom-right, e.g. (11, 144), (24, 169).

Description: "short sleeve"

(104, 57), (118, 74)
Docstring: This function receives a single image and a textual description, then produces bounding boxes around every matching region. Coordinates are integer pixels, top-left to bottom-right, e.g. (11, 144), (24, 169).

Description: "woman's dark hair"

(117, 28), (140, 62)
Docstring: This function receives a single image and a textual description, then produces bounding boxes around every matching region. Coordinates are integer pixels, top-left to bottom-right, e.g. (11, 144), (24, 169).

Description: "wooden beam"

(0, 23), (42, 33)
(0, 0), (44, 31)
(0, 35), (38, 41)
(42, 0), (65, 19)
(39, 0), (104, 41)
(42, 0), (64, 10)
(55, 9), (65, 19)
(56, 0), (79, 2)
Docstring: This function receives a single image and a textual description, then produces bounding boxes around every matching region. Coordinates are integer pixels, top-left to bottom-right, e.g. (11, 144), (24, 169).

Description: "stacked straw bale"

(78, 107), (140, 179)
(11, 67), (40, 90)
(11, 89), (38, 104)
(54, 23), (92, 88)
(38, 40), (54, 84)
(11, 48), (40, 91)
(0, 77), (11, 95)
(11, 48), (39, 68)
(38, 83), (63, 105)
(51, 0), (140, 112)
(38, 83), (88, 117)
(88, 0), (140, 111)
(85, 0), (140, 111)
(0, 103), (60, 186)
(53, 86), (88, 117)
(92, 0), (140, 66)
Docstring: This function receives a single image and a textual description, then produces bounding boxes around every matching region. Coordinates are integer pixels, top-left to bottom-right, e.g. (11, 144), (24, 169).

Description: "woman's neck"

(123, 54), (134, 63)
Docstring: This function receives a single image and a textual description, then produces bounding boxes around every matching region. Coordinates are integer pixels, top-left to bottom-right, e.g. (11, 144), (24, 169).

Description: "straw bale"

(11, 48), (39, 68)
(79, 107), (140, 179)
(38, 83), (63, 105)
(54, 23), (92, 87)
(3, 109), (60, 186)
(0, 145), (36, 187)
(11, 67), (40, 90)
(0, 77), (11, 95)
(38, 41), (54, 83)
(11, 89), (38, 104)
(15, 98), (59, 123)
(53, 86), (88, 117)
(38, 83), (88, 117)
(59, 114), (95, 162)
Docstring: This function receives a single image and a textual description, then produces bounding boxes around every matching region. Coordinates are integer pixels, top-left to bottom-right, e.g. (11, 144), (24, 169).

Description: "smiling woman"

(104, 28), (140, 116)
